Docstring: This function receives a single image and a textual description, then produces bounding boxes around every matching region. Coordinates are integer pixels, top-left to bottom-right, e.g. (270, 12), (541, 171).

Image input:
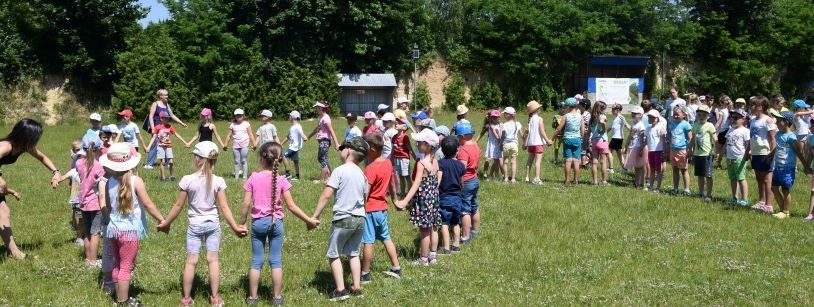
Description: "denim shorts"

(82, 210), (103, 237)
(693, 155), (713, 178)
(362, 211), (392, 244)
(326, 216), (365, 258)
(186, 221), (222, 253)
(284, 149), (299, 161)
(439, 195), (462, 225)
(751, 155), (774, 173)
(772, 167), (796, 190)
(393, 158), (411, 176)
(251, 216), (284, 270)
(563, 137), (582, 160)
(461, 178), (480, 215)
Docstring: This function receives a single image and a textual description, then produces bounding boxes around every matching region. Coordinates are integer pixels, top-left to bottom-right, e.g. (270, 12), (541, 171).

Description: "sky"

(138, 0), (170, 27)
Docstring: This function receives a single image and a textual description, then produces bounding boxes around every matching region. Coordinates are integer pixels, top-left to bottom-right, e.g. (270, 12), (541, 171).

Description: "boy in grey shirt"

(312, 137), (369, 301)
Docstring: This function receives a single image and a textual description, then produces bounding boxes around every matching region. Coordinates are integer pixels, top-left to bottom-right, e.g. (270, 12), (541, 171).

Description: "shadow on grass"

(0, 239), (43, 262)
(307, 270), (334, 295)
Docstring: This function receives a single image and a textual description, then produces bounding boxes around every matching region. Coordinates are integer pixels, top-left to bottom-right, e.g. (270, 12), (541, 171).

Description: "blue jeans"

(461, 178), (480, 215)
(145, 135), (158, 166)
(250, 216), (284, 270)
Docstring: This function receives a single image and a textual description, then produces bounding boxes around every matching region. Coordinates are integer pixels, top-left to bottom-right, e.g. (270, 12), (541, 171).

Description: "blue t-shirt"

(669, 120), (692, 150)
(438, 158), (465, 197)
(774, 131), (798, 170)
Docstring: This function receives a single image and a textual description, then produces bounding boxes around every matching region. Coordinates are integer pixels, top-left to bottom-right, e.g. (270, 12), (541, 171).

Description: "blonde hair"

(116, 171), (134, 216)
(85, 142), (98, 176)
(156, 89), (169, 97)
(194, 150), (219, 191)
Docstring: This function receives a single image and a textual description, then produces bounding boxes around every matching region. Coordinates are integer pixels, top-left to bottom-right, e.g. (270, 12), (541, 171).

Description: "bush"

(414, 81), (432, 109)
(469, 81), (502, 109)
(443, 73), (467, 111)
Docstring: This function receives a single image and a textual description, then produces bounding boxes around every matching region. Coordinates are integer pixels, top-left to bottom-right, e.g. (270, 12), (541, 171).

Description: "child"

(88, 112), (103, 136)
(363, 112), (380, 135)
(283, 111), (307, 180)
(456, 122), (482, 243)
(100, 125), (119, 154)
(381, 113), (397, 159)
(255, 109), (280, 148)
(551, 103), (565, 163)
(714, 96), (732, 169)
(646, 110), (666, 192)
(360, 134), (402, 283)
(391, 118), (414, 196)
(725, 110), (750, 206)
(434, 126), (451, 159)
(146, 111), (188, 181)
(157, 141), (248, 306)
(437, 137), (465, 253)
(669, 106), (693, 195)
(624, 106), (647, 188)
(484, 110), (504, 180)
(117, 109), (146, 153)
(589, 101), (611, 185)
(552, 98), (584, 186)
(524, 100), (554, 184)
(396, 129), (442, 265)
(185, 108), (225, 148)
(608, 103), (629, 173)
(476, 111), (493, 177)
(238, 141), (318, 305)
(453, 105), (470, 135)
(77, 135), (105, 267)
(224, 108), (256, 180)
(579, 99), (593, 168)
(689, 105), (717, 201)
(307, 101), (340, 184)
(344, 113), (363, 142)
(793, 99), (813, 142)
(57, 147), (86, 247)
(311, 138), (370, 301)
(748, 96), (778, 213)
(769, 111), (804, 219)
(98, 143), (166, 306)
(501, 107), (522, 183)
(803, 118), (814, 220)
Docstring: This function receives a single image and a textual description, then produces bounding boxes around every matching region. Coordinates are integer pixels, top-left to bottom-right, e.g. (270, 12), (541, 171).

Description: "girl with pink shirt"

(157, 141), (248, 307)
(224, 108), (256, 180)
(76, 135), (105, 267)
(307, 101), (340, 183)
(239, 142), (319, 306)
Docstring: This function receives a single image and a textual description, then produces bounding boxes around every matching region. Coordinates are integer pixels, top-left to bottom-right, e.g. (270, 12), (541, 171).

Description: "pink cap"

(489, 109), (501, 117)
(200, 108), (212, 117)
(364, 111), (376, 120)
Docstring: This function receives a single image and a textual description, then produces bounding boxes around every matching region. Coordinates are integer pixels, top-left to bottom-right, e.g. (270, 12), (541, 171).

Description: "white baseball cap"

(260, 110), (273, 117)
(103, 124), (120, 134)
(381, 112), (395, 121)
(234, 108), (245, 115)
(89, 113), (102, 121)
(411, 129), (440, 148)
(630, 106), (644, 114)
(397, 97), (409, 104)
(503, 107), (516, 115)
(377, 104), (389, 111)
(289, 110), (300, 119)
(192, 141), (219, 159)
(646, 109), (660, 118)
(313, 101), (328, 108)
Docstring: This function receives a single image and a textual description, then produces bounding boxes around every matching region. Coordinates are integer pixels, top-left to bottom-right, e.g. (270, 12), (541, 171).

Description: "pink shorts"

(624, 146), (647, 169)
(591, 139), (610, 155)
(527, 145), (544, 154)
(648, 151), (664, 171)
(671, 150), (689, 169)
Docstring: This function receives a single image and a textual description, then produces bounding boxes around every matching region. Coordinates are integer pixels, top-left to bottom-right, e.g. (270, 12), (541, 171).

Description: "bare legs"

(0, 201), (25, 258)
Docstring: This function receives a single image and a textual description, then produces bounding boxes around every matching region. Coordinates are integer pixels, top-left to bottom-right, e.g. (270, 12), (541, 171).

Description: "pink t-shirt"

(230, 121), (252, 148)
(316, 114), (331, 140)
(179, 173), (227, 225)
(75, 158), (104, 211)
(243, 172), (292, 220)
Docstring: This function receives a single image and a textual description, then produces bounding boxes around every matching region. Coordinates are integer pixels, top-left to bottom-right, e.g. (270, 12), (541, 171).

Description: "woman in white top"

(714, 96), (732, 169)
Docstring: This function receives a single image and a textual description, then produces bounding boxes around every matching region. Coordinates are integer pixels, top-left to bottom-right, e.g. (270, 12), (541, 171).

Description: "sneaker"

(285, 171), (292, 179)
(180, 297), (193, 307)
(471, 230), (480, 239)
(760, 204), (775, 214)
(293, 175), (300, 181)
(328, 289), (349, 301)
(750, 201), (765, 210)
(608, 168), (615, 174)
(210, 295), (223, 307)
(116, 297), (142, 307)
(532, 178), (543, 185)
(737, 199), (749, 207)
(438, 248), (451, 255)
(75, 238), (84, 247)
(350, 287), (364, 298)
(245, 297), (258, 306)
(652, 188), (661, 194)
(272, 296), (285, 306)
(160, 178), (167, 182)
(450, 245), (461, 253)
(360, 272), (372, 284)
(643, 187), (649, 191)
(383, 268), (402, 279)
(411, 257), (429, 266)
(682, 190), (692, 197)
(704, 197), (712, 202)
(669, 189), (678, 195)
(428, 256), (438, 265)
(143, 165), (153, 170)
(102, 281), (115, 297)
(170, 176), (176, 182)
(773, 211), (789, 219)
(460, 238), (470, 245)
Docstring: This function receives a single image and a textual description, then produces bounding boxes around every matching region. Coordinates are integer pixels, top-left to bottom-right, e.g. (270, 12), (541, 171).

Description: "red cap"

(117, 109), (133, 117)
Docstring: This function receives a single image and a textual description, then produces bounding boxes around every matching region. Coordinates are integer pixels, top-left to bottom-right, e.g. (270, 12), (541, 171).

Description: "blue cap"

(794, 99), (810, 109)
(565, 97), (577, 106)
(411, 111), (428, 120)
(455, 122), (473, 135)
(82, 133), (103, 149)
(435, 125), (450, 137)
(774, 110), (795, 124)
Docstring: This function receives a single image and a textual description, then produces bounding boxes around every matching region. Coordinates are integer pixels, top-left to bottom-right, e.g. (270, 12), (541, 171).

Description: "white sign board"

(595, 78), (639, 105)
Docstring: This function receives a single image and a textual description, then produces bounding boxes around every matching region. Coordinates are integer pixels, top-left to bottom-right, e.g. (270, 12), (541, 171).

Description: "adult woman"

(0, 119), (61, 259)
(145, 89), (187, 169)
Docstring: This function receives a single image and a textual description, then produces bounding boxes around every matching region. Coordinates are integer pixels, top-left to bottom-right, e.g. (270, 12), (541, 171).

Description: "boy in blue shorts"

(360, 133), (402, 283)
(438, 137), (466, 253)
(770, 111), (805, 219)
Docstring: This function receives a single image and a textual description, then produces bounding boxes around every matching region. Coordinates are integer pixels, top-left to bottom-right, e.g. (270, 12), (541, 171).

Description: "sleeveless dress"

(484, 124), (503, 159)
(198, 124), (213, 142)
(152, 104), (169, 127)
(409, 162), (441, 228)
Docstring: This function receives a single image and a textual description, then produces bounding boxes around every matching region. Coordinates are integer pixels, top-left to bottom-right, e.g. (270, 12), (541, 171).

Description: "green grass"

(2, 111), (814, 305)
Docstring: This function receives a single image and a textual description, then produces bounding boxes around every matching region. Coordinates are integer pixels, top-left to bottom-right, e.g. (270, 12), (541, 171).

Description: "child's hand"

(184, 142), (191, 148)
(3, 189), (20, 201)
(222, 145), (228, 150)
(252, 145), (257, 151)
(394, 201), (406, 211)
(156, 221), (171, 233)
(306, 218), (320, 230)
(233, 225), (248, 237)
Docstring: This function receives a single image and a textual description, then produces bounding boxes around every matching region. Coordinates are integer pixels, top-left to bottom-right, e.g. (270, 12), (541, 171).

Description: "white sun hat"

(411, 128), (440, 148)
(100, 143), (141, 172)
(260, 110), (273, 118)
(192, 141), (219, 159)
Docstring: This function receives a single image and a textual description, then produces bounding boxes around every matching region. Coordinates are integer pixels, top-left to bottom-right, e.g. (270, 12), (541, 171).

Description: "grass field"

(2, 110), (814, 305)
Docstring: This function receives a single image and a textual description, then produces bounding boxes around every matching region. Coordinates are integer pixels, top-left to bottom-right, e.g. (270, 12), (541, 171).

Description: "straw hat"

(526, 100), (542, 113)
(456, 105), (469, 116)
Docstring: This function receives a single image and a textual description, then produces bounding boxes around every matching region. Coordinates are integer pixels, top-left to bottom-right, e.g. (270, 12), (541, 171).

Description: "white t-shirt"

(327, 163), (368, 221)
(503, 120), (522, 144)
(796, 114), (810, 136)
(525, 114), (544, 146)
(119, 122), (140, 148)
(611, 115), (627, 139)
(646, 121), (666, 151)
(749, 115), (778, 156)
(344, 126), (363, 142)
(687, 104), (698, 123)
(66, 168), (81, 204)
(375, 119), (385, 132)
(717, 109), (730, 133)
(256, 123), (278, 146)
(179, 173), (227, 225)
(288, 123), (304, 151)
(628, 121), (646, 149)
(726, 126), (750, 159)
(382, 128), (398, 158)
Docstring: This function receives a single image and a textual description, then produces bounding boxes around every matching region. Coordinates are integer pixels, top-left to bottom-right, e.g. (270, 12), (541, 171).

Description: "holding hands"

(306, 217), (320, 230)
(156, 220), (171, 233)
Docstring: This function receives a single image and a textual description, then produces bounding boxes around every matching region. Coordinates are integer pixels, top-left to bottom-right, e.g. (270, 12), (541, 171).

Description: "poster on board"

(595, 78), (640, 105)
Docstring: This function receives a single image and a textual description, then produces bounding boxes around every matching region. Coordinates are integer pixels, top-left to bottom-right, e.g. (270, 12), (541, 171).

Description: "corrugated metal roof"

(337, 73), (397, 87)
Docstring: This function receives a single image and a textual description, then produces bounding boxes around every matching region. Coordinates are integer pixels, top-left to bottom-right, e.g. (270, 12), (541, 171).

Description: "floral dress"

(410, 161), (442, 228)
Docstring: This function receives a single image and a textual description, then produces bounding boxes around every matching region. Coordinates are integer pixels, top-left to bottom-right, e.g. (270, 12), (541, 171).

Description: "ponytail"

(86, 142), (97, 175)
(259, 142), (284, 209)
(117, 171), (134, 216)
